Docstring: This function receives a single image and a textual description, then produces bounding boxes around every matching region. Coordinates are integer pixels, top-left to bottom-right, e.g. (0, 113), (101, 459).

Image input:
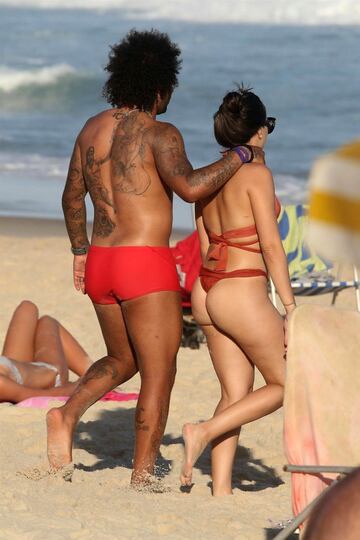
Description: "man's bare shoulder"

(153, 120), (180, 136)
(77, 109), (115, 138)
(150, 121), (182, 148)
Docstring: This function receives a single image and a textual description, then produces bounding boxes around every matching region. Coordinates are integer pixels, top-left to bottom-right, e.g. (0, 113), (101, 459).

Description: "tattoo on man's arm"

(155, 127), (240, 195)
(186, 152), (239, 190)
(62, 147), (89, 248)
(155, 130), (193, 177)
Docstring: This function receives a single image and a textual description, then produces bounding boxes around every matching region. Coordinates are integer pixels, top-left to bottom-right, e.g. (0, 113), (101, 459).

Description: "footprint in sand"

(16, 462), (74, 482)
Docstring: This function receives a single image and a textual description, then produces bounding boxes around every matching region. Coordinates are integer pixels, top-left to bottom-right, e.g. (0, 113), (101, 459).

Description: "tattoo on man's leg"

(135, 406), (150, 431)
(80, 358), (120, 385)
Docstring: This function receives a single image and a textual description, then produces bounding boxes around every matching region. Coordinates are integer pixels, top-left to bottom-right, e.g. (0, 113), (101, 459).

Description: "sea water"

(0, 0), (359, 229)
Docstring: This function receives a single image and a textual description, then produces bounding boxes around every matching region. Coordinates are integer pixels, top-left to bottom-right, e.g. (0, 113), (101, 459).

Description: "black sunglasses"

(265, 117), (276, 134)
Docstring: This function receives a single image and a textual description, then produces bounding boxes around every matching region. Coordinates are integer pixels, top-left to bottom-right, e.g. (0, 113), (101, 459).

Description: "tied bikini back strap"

(207, 197), (281, 272)
(208, 231), (261, 272)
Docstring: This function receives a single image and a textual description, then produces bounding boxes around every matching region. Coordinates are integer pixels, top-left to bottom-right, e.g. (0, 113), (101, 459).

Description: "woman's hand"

(284, 304), (296, 349)
(73, 254), (87, 293)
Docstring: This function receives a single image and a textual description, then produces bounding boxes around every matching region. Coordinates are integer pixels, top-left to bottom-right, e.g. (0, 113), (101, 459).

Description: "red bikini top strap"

(207, 241), (228, 272)
(207, 233), (261, 271)
(207, 196), (281, 271)
(221, 224), (257, 239)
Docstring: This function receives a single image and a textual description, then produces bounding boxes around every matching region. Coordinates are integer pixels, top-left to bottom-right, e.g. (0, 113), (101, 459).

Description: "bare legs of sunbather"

(181, 277), (285, 488)
(0, 300), (92, 403)
(47, 291), (182, 486)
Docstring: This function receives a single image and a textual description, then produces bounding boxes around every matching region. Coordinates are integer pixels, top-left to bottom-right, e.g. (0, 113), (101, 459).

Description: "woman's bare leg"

(191, 278), (254, 495)
(181, 278), (285, 486)
(2, 301), (39, 361)
(46, 302), (138, 470)
(0, 374), (77, 403)
(57, 323), (92, 376)
(34, 316), (68, 385)
(204, 325), (254, 495)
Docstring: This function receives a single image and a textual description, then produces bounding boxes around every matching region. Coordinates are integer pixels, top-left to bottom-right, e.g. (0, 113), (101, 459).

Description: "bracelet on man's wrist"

(232, 144), (254, 163)
(71, 246), (89, 255)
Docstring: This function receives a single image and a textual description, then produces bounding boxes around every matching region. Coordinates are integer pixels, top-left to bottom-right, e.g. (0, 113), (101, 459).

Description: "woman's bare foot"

(180, 422), (208, 486)
(46, 407), (74, 471)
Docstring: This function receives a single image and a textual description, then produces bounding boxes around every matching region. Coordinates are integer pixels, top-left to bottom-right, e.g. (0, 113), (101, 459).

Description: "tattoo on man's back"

(81, 113), (155, 238)
(111, 113), (152, 195)
(82, 145), (116, 238)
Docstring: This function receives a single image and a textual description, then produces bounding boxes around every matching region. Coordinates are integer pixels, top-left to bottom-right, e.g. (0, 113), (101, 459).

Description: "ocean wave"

(0, 153), (68, 177)
(0, 64), (75, 92)
(274, 174), (308, 205)
(0, 0), (359, 25)
(0, 64), (101, 112)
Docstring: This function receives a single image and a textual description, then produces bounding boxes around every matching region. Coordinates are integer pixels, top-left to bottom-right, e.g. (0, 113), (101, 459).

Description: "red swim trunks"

(85, 245), (181, 304)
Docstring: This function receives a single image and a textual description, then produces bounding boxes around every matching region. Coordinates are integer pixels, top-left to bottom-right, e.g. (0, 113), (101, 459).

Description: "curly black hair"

(103, 29), (182, 111)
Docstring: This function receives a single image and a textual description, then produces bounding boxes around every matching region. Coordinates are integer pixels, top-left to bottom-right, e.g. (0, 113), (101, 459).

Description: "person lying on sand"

(0, 300), (92, 403)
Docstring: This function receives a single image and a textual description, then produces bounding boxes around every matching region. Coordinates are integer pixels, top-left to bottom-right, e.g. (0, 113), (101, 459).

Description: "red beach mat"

(16, 390), (138, 408)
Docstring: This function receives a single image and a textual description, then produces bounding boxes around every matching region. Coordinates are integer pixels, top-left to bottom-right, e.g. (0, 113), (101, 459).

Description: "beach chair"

(273, 304), (360, 539)
(270, 204), (360, 311)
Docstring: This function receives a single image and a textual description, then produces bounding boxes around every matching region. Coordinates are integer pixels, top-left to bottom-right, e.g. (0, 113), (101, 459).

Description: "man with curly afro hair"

(47, 28), (258, 488)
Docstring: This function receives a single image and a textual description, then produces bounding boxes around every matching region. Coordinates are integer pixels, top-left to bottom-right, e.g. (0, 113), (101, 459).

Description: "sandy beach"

(0, 216), (357, 540)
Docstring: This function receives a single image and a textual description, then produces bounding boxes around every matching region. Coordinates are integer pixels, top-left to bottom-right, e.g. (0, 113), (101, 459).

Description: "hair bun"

(213, 84), (266, 148)
(222, 92), (242, 115)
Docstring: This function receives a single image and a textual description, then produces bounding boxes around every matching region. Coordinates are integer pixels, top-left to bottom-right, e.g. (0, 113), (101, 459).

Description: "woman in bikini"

(0, 300), (92, 403)
(180, 86), (296, 494)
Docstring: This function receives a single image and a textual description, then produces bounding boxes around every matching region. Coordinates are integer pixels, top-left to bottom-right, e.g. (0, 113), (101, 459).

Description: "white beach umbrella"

(306, 139), (360, 266)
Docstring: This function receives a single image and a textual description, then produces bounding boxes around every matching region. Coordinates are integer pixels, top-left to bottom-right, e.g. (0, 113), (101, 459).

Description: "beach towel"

(278, 204), (329, 278)
(284, 304), (360, 519)
(171, 230), (201, 306)
(16, 390), (138, 408)
(306, 139), (360, 265)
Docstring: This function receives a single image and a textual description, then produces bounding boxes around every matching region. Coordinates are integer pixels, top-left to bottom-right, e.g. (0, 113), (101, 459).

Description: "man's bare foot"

(46, 407), (73, 470)
(130, 471), (170, 493)
(180, 422), (208, 486)
(130, 469), (151, 487)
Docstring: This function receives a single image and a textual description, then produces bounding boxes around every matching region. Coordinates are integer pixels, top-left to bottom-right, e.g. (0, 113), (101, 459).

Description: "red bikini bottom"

(199, 265), (267, 293)
(85, 245), (181, 304)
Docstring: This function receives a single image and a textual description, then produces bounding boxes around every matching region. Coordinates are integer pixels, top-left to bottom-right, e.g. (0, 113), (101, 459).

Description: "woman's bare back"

(199, 162), (271, 273)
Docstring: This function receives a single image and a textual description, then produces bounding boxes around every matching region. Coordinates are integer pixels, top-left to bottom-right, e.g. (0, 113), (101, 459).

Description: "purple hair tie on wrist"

(232, 144), (254, 163)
